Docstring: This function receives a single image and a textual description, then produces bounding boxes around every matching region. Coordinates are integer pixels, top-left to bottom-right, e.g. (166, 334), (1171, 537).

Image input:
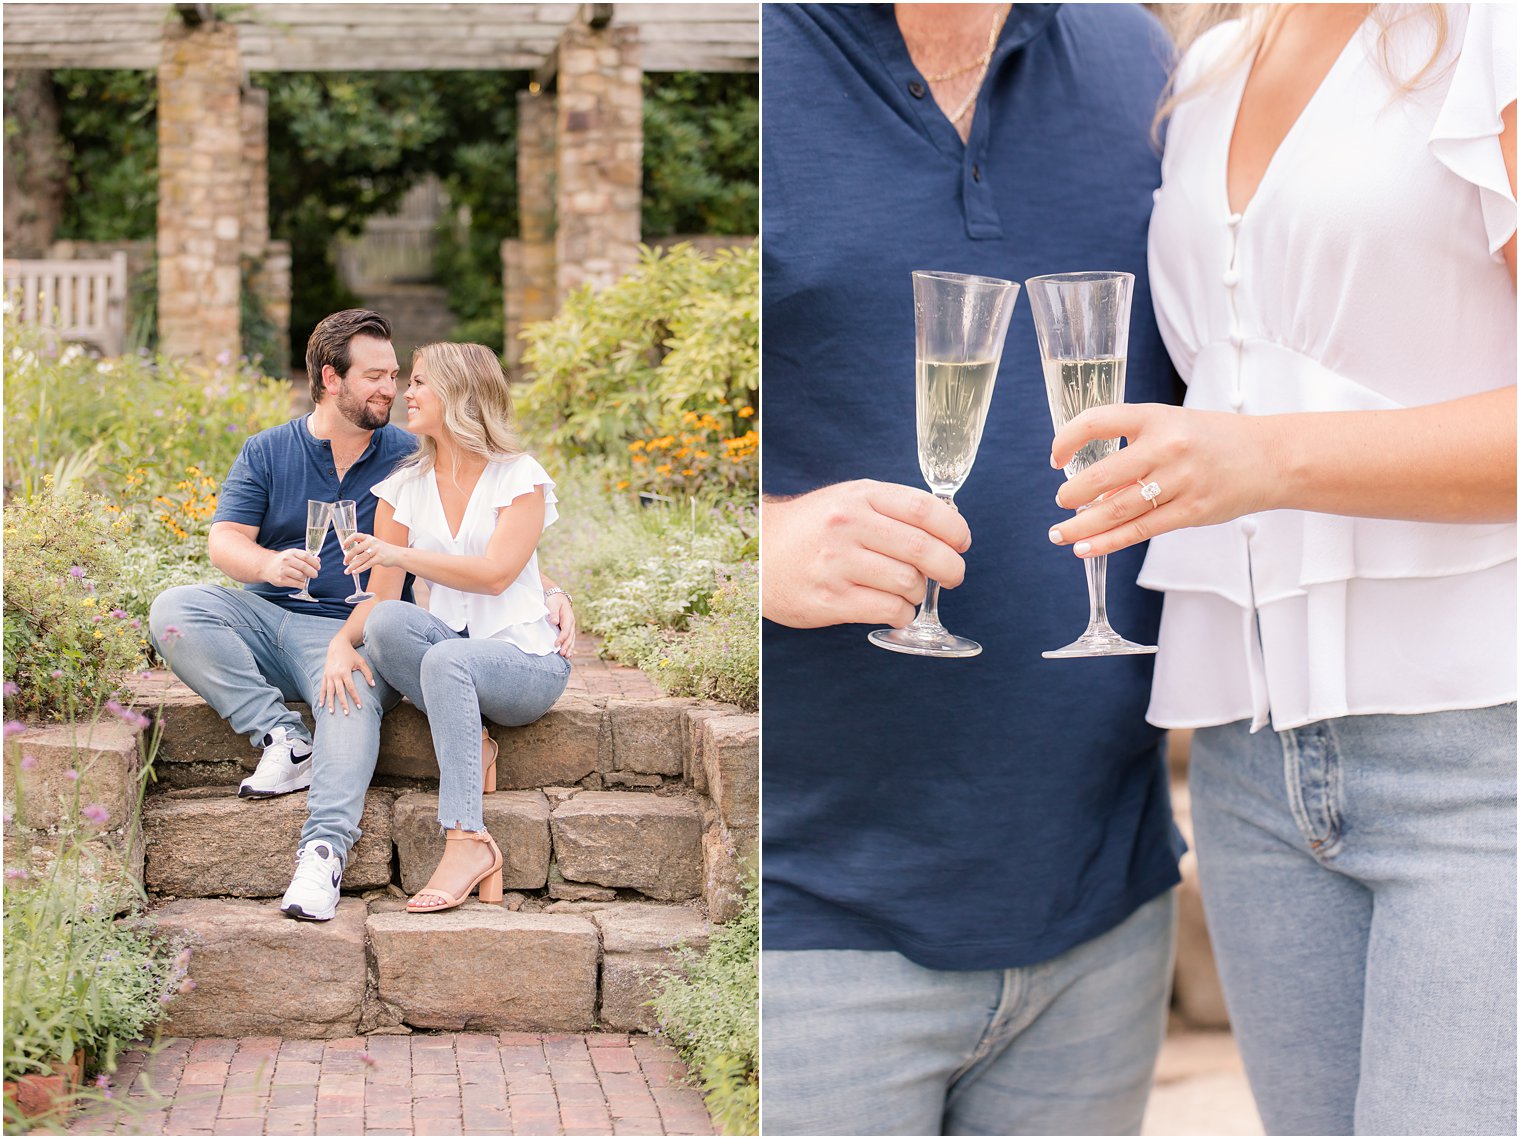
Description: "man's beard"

(335, 380), (391, 431)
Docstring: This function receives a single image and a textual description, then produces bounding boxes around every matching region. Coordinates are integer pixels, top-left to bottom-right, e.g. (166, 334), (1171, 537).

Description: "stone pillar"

(157, 20), (242, 360)
(239, 82), (290, 370)
(504, 88), (559, 370)
(3, 70), (65, 258)
(554, 18), (643, 300)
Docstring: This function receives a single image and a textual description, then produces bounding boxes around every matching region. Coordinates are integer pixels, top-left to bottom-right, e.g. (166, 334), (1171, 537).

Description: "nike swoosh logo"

(331, 870), (341, 889)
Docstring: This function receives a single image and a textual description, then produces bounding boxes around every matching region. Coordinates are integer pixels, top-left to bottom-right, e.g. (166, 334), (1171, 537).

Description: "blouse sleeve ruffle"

(490, 454), (559, 532)
(1428, 3), (1518, 259)
(370, 466), (419, 531)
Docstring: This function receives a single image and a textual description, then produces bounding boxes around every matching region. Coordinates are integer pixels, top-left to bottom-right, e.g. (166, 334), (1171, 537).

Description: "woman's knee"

(364, 601), (424, 658)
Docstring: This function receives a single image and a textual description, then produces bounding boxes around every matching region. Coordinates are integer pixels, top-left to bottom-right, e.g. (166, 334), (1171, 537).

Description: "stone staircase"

(4, 670), (757, 1042)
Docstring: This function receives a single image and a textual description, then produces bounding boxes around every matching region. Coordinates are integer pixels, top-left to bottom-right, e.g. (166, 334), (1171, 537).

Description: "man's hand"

(320, 636), (375, 716)
(761, 480), (971, 629)
(546, 591), (577, 657)
(261, 548), (321, 591)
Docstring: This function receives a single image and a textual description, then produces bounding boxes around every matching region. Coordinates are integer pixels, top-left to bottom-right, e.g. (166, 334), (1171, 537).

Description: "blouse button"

(1223, 268), (1240, 288)
(1229, 329), (1245, 348)
(1240, 517), (1258, 538)
(1226, 212), (1243, 228)
(1230, 390), (1245, 411)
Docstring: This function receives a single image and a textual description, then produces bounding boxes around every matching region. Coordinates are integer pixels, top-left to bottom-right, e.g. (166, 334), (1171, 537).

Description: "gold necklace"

(925, 5), (1011, 125)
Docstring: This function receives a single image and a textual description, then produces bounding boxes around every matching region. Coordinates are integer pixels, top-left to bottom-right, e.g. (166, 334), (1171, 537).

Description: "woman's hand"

(321, 635), (376, 716)
(546, 591), (577, 657)
(1047, 403), (1284, 557)
(343, 532), (406, 576)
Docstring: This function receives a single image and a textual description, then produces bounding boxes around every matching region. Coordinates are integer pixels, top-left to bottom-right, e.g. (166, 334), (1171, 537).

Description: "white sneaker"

(279, 840), (343, 922)
(239, 727), (313, 799)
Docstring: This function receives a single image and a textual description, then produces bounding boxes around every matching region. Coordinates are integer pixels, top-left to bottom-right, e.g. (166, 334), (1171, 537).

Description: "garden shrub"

(648, 878), (759, 1136)
(651, 562), (759, 712)
(2, 483), (146, 722)
(517, 243), (758, 467)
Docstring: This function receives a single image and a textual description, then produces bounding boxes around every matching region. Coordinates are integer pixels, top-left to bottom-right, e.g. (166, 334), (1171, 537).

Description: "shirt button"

(1241, 517), (1258, 538)
(1227, 212), (1243, 227)
(1223, 268), (1240, 288)
(1230, 390), (1245, 411)
(971, 164), (982, 182)
(1230, 329), (1245, 348)
(909, 80), (926, 98)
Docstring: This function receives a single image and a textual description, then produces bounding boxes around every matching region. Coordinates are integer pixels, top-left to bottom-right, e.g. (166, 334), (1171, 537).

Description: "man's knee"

(148, 584), (230, 648)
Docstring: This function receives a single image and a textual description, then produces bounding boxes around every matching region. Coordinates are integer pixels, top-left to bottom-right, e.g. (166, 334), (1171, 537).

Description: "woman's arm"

(320, 500), (410, 715)
(344, 489), (546, 596)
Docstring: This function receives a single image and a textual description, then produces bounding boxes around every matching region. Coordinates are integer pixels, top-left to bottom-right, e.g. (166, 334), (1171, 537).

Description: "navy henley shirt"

(213, 416), (417, 622)
(762, 3), (1185, 971)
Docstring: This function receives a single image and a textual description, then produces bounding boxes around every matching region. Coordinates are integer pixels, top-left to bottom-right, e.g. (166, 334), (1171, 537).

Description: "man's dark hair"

(305, 309), (393, 403)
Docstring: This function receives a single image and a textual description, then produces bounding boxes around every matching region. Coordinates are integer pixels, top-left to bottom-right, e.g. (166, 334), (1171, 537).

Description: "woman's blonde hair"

(399, 341), (522, 477)
(1153, 4), (1451, 142)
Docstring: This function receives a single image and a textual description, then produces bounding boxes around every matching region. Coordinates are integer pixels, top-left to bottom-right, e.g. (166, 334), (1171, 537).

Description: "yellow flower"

(681, 468), (697, 477)
(628, 440), (646, 453)
(615, 480), (630, 490)
(738, 406), (755, 418)
(694, 450), (710, 460)
(656, 463), (673, 476)
(186, 465), (202, 477)
(80, 597), (97, 608)
(94, 630), (104, 639)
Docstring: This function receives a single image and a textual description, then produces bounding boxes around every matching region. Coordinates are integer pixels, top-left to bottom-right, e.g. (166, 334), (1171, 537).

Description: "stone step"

(142, 787), (707, 903)
(148, 896), (710, 1038)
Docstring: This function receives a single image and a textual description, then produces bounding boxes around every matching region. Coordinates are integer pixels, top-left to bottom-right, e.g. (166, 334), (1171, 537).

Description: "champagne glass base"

(869, 626), (982, 658)
(290, 588), (318, 602)
(1042, 627), (1156, 659)
(344, 592), (375, 604)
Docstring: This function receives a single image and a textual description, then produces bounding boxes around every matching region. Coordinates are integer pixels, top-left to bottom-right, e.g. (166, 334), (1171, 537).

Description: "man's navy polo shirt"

(762, 4), (1184, 970)
(213, 416), (417, 622)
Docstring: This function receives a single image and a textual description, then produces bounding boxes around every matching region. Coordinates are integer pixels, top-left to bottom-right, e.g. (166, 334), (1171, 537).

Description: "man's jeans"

(762, 890), (1176, 1135)
(149, 585), (399, 859)
(1191, 708), (1517, 1136)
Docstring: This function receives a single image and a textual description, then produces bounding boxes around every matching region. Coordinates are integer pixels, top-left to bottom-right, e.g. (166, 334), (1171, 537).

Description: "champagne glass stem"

(909, 492), (957, 630)
(1084, 553), (1109, 634)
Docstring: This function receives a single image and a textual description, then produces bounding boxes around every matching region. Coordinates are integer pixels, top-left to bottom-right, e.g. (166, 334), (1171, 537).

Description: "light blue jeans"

(1190, 708), (1518, 1136)
(148, 585), (399, 859)
(363, 600), (570, 831)
(762, 891), (1176, 1135)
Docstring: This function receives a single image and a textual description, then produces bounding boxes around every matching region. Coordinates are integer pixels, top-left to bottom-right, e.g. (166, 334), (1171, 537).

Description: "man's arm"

(208, 520), (319, 590)
(761, 480), (972, 629)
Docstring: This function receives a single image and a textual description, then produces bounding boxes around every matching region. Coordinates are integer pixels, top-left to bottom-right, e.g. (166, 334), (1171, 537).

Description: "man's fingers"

(845, 548), (928, 608)
(858, 514), (967, 588)
(863, 482), (972, 552)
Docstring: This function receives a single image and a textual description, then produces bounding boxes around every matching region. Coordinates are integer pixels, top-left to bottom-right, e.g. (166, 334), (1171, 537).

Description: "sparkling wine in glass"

(1025, 271), (1156, 658)
(331, 499), (374, 604)
(869, 270), (1019, 658)
(291, 500), (332, 602)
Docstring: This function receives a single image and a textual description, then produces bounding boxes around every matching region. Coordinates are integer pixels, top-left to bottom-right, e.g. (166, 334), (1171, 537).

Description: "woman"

(327, 341), (572, 913)
(1048, 4), (1515, 1134)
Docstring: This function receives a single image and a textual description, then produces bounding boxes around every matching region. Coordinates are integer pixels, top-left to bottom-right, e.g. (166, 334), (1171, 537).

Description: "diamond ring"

(1138, 480), (1162, 508)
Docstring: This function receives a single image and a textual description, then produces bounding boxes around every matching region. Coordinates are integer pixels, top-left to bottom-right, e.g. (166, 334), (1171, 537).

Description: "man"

(761, 5), (1183, 1134)
(149, 309), (573, 922)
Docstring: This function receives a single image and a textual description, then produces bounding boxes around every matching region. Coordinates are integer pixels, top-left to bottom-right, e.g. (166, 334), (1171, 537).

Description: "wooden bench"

(3, 252), (128, 355)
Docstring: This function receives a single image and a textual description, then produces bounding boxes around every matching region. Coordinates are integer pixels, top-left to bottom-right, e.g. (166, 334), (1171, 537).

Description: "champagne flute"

(869, 270), (1019, 658)
(291, 500), (332, 602)
(1025, 271), (1156, 658)
(331, 499), (375, 604)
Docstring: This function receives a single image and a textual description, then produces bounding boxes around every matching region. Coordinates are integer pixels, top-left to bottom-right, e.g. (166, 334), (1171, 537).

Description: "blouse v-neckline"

(1221, 15), (1366, 219)
(431, 464), (487, 542)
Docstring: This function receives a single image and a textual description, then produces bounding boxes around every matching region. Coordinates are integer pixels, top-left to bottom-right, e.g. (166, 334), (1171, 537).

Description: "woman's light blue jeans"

(762, 890), (1177, 1135)
(364, 600), (570, 831)
(1190, 707), (1517, 1136)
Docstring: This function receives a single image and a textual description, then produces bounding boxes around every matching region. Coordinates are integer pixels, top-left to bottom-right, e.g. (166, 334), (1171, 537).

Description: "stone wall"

(156, 20), (243, 361)
(503, 88), (560, 370)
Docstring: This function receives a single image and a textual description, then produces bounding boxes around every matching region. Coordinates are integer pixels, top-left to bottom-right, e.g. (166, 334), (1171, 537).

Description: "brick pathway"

(69, 1033), (716, 1137)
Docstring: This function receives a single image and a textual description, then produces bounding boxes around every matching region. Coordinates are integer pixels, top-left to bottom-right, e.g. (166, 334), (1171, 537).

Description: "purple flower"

(94, 1073), (112, 1100)
(111, 609), (128, 620)
(178, 977), (197, 994)
(174, 947), (193, 971)
(359, 1051), (378, 1069)
(1, 682), (16, 697)
(82, 804), (110, 826)
(4, 868), (28, 881)
(159, 993), (174, 1005)
(3, 721), (26, 738)
(19, 753), (37, 770)
(68, 566), (87, 580)
(49, 669), (64, 680)
(130, 620), (142, 631)
(160, 625), (183, 644)
(64, 769), (79, 782)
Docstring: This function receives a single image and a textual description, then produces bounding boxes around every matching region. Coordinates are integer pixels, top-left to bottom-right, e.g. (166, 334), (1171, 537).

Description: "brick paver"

(68, 1034), (714, 1137)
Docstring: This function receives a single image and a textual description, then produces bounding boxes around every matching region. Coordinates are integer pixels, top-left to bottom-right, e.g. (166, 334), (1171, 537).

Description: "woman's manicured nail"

(1048, 528), (1063, 544)
(1050, 454), (1060, 469)
(1074, 541), (1093, 557)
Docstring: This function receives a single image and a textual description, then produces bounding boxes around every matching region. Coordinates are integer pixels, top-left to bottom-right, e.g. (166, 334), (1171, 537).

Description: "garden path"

(67, 1032), (717, 1136)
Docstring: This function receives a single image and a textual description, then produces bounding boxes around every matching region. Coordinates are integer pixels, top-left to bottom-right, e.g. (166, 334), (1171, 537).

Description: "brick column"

(504, 88), (559, 370)
(157, 20), (242, 360)
(554, 19), (643, 300)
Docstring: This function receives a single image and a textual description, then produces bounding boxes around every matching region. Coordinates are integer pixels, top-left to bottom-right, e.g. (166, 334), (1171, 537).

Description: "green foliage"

(2, 316), (291, 504)
(4, 739), (189, 1095)
(648, 878), (759, 1135)
(643, 72), (759, 237)
(52, 70), (157, 242)
(652, 562), (758, 711)
(1, 486), (146, 722)
(518, 244), (758, 458)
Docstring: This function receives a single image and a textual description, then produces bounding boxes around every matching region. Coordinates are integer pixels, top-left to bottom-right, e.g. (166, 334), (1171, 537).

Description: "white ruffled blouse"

(373, 454), (561, 656)
(1143, 3), (1517, 732)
